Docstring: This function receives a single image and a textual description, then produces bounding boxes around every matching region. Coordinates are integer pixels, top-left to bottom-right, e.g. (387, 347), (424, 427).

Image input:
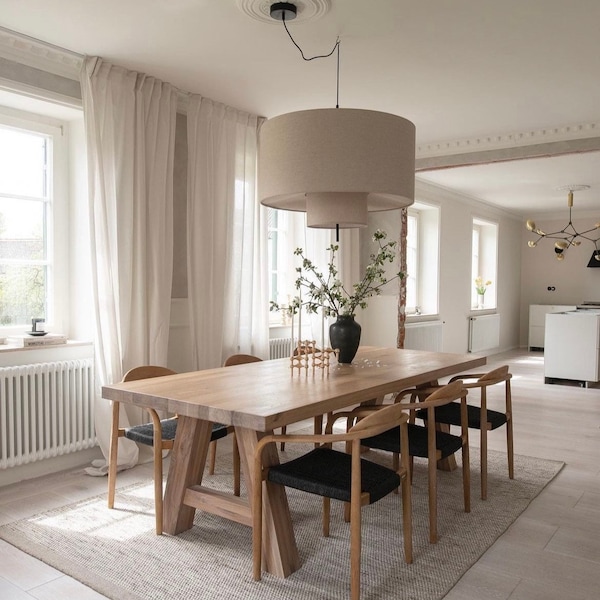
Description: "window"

(0, 110), (66, 332)
(406, 202), (440, 316)
(471, 218), (498, 309)
(406, 213), (418, 311)
(267, 208), (297, 324)
(268, 208), (288, 306)
(267, 208), (332, 326)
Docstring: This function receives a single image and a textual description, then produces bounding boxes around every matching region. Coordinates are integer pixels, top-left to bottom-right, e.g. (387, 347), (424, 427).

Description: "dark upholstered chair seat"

(417, 402), (507, 430)
(124, 419), (229, 445)
(362, 422), (463, 459)
(267, 446), (401, 504)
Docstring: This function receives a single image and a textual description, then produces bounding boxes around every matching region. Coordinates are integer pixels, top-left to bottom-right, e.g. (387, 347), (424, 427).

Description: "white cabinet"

(544, 311), (600, 384)
(528, 304), (576, 350)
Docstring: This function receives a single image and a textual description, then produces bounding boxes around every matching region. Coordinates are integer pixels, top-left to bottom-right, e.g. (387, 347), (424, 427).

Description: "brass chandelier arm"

(525, 186), (600, 259)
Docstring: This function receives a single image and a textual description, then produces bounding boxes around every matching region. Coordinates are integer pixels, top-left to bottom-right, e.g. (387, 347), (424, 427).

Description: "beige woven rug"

(0, 448), (562, 600)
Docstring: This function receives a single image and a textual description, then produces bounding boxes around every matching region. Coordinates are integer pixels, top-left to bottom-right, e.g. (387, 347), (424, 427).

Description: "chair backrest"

(122, 365), (177, 382)
(415, 379), (467, 410)
(349, 402), (409, 441)
(477, 365), (511, 385)
(223, 354), (262, 367)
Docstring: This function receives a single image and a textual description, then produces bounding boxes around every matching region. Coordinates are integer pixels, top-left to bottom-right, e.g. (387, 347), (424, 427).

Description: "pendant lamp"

(258, 2), (416, 229)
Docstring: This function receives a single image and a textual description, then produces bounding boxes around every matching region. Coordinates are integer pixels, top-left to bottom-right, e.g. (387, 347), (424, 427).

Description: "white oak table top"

(102, 347), (486, 431)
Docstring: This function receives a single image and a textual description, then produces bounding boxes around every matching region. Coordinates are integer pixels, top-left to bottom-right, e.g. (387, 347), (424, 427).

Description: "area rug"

(0, 448), (562, 600)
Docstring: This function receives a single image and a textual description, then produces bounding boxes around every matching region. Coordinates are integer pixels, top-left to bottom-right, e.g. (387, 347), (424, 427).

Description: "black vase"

(329, 315), (362, 364)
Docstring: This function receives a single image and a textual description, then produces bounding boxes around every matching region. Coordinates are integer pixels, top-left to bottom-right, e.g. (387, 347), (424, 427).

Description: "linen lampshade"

(258, 108), (416, 228)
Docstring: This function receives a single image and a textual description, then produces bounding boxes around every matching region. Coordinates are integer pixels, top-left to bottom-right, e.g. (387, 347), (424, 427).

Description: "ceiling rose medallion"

(236, 0), (330, 24)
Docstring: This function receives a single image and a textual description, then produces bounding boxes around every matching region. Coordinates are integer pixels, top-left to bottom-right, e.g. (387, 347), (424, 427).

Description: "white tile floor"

(1, 349), (599, 599)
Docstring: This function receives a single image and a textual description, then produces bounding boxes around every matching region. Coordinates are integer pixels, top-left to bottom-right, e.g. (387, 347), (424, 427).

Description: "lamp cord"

(282, 18), (340, 61)
(281, 12), (342, 237)
(281, 17), (341, 107)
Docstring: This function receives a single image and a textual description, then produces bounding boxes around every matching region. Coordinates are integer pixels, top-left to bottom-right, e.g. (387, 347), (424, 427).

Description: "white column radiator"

(404, 321), (443, 352)
(0, 359), (96, 469)
(468, 314), (501, 352)
(269, 337), (293, 359)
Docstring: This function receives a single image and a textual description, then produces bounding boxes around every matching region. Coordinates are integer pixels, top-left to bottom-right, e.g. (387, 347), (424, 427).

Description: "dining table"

(102, 346), (486, 578)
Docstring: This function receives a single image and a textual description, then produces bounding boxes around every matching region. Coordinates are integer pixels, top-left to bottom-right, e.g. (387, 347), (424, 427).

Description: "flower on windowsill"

(270, 230), (404, 319)
(475, 276), (492, 295)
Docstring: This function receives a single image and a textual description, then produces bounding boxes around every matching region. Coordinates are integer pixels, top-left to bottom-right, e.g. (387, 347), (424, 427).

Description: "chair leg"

(401, 470), (413, 564)
(232, 433), (241, 497)
(343, 501), (351, 523)
(480, 425), (488, 500)
(462, 439), (471, 514)
(428, 454), (438, 543)
(107, 401), (121, 509)
(280, 425), (287, 451)
(208, 440), (217, 475)
(323, 497), (330, 537)
(506, 381), (514, 480)
(313, 414), (323, 448)
(153, 436), (164, 535)
(506, 417), (514, 479)
(350, 466), (362, 600)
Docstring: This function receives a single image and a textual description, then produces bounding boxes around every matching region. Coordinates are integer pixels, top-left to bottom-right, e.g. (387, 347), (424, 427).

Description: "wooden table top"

(102, 347), (486, 432)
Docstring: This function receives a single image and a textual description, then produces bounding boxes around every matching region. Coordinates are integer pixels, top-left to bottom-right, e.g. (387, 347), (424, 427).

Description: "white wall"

(361, 180), (523, 354)
(519, 212), (600, 346)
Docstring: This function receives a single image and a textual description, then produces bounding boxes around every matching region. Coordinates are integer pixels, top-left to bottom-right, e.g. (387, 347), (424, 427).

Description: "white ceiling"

(1, 0), (600, 216)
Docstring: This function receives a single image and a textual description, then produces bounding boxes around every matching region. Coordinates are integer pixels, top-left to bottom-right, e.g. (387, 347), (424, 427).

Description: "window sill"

(0, 340), (92, 353)
(405, 314), (440, 323)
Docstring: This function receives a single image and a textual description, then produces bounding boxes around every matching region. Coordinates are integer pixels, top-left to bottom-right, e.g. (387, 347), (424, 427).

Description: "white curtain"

(81, 57), (177, 474)
(187, 96), (269, 369)
(286, 212), (333, 346)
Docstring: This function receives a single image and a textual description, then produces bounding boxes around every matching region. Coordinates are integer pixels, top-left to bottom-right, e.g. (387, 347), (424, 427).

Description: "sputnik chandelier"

(526, 185), (600, 261)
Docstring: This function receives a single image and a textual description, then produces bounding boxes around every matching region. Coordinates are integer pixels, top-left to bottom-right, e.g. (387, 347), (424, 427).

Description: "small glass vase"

(477, 293), (485, 309)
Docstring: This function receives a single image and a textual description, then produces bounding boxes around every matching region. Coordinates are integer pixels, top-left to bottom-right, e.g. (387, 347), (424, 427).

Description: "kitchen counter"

(544, 310), (600, 386)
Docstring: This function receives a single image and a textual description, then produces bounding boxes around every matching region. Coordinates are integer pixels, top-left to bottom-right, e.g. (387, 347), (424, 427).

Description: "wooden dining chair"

(221, 354), (266, 490)
(348, 379), (470, 544)
(108, 365), (238, 535)
(415, 365), (513, 500)
(252, 402), (413, 600)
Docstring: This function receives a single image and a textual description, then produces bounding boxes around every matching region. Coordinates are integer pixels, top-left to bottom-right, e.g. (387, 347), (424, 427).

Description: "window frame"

(406, 201), (440, 317)
(405, 211), (418, 313)
(0, 107), (68, 335)
(471, 217), (498, 310)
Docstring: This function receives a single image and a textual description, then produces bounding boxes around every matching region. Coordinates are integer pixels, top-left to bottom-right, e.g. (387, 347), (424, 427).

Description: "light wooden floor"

(1, 349), (599, 599)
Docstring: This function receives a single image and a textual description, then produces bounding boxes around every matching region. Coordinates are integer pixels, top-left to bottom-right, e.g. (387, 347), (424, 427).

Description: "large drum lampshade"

(258, 108), (416, 228)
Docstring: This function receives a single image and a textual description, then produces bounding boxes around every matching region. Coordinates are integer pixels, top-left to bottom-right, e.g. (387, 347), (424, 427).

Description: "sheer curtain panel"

(187, 96), (269, 369)
(81, 57), (177, 474)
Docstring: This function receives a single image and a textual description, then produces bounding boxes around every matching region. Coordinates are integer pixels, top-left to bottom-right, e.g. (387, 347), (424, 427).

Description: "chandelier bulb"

(536, 229), (546, 236)
(527, 240), (537, 248)
(555, 240), (568, 250)
(557, 253), (565, 261)
(573, 240), (581, 246)
(526, 219), (536, 232)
